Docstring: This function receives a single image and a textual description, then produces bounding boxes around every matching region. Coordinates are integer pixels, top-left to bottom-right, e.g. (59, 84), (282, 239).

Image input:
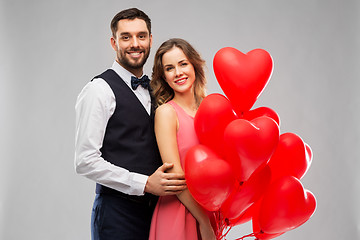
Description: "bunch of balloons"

(184, 47), (316, 240)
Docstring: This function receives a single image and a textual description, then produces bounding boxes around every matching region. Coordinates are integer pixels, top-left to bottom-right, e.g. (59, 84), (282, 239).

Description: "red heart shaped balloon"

(253, 211), (285, 240)
(254, 231), (284, 240)
(267, 133), (312, 181)
(224, 116), (279, 182)
(258, 176), (317, 234)
(252, 198), (285, 240)
(242, 106), (280, 126)
(213, 47), (273, 114)
(185, 144), (236, 211)
(305, 143), (313, 164)
(194, 93), (238, 157)
(229, 203), (254, 226)
(221, 165), (271, 222)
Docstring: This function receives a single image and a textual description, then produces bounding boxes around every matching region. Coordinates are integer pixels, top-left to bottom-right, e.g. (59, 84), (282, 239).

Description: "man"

(75, 8), (187, 240)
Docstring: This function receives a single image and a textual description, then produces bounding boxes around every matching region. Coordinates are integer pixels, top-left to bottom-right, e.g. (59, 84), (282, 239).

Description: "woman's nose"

(175, 67), (183, 77)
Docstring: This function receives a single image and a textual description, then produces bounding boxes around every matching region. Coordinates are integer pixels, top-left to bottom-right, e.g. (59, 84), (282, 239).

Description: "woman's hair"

(110, 8), (151, 38)
(151, 38), (206, 107)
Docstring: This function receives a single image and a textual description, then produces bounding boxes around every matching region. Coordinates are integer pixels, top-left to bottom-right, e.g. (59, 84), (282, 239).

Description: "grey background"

(1, 0), (359, 239)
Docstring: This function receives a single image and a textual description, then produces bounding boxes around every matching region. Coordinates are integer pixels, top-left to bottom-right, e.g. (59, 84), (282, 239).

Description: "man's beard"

(117, 46), (151, 71)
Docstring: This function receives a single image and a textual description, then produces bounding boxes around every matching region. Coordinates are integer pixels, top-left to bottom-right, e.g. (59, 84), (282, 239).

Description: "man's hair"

(110, 8), (151, 37)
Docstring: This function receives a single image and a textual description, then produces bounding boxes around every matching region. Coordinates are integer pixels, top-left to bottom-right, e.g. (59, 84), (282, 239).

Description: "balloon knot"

(225, 218), (230, 226)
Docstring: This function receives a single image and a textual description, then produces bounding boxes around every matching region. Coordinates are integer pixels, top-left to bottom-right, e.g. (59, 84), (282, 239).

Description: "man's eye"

(121, 36), (130, 40)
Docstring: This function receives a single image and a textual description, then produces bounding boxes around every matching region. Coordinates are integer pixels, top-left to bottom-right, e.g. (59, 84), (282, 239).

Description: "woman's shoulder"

(156, 103), (176, 114)
(156, 102), (176, 117)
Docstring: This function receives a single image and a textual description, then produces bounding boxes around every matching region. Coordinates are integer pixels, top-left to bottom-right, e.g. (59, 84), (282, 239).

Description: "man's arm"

(74, 78), (148, 195)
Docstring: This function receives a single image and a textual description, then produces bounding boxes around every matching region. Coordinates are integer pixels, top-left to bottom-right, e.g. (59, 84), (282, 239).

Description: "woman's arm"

(154, 104), (215, 240)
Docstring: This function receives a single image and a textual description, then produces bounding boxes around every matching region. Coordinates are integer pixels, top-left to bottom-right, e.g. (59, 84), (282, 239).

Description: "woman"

(149, 38), (216, 240)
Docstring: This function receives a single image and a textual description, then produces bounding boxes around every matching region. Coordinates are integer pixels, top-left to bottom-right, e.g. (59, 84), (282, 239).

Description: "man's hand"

(144, 163), (187, 196)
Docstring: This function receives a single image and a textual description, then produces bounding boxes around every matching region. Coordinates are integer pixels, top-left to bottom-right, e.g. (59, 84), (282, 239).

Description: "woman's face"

(162, 47), (196, 95)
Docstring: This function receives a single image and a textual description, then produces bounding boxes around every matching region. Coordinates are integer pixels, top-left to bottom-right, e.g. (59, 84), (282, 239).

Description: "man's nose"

(130, 37), (140, 48)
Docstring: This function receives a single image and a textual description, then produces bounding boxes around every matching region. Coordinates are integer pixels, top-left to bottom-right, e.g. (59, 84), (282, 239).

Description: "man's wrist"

(130, 173), (148, 195)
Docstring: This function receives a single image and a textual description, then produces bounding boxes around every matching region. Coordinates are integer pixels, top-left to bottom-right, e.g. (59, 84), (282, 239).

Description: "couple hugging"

(75, 7), (216, 240)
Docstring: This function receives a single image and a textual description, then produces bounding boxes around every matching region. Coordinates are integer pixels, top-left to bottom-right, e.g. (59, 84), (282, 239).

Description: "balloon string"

(214, 211), (233, 240)
(212, 210), (260, 240)
(218, 225), (232, 240)
(215, 211), (224, 239)
(214, 212), (259, 240)
(216, 179), (244, 240)
(233, 232), (258, 240)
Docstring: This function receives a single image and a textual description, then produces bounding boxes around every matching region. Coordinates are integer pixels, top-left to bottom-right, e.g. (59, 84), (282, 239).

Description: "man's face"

(111, 18), (152, 75)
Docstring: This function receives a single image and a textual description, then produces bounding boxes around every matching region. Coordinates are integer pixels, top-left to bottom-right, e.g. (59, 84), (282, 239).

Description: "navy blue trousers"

(91, 193), (157, 240)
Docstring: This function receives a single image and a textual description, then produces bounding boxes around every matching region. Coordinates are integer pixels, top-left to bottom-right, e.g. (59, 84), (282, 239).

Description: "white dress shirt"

(74, 61), (152, 196)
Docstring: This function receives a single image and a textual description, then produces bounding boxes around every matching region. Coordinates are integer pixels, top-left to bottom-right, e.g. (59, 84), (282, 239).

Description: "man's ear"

(110, 36), (117, 51)
(149, 34), (153, 48)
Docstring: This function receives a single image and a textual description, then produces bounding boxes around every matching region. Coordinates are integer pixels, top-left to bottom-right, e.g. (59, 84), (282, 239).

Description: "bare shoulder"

(155, 103), (177, 119)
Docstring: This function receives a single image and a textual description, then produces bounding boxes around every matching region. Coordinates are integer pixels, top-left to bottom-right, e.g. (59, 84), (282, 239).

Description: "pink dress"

(149, 101), (200, 240)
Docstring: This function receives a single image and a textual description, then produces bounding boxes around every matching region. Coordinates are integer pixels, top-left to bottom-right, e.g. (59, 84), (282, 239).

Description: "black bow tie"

(131, 75), (150, 90)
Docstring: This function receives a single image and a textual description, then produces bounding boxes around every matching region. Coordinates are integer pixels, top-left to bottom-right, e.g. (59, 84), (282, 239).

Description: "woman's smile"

(175, 77), (187, 85)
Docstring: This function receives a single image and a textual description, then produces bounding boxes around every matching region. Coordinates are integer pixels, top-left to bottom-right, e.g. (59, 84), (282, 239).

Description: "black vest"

(93, 69), (162, 194)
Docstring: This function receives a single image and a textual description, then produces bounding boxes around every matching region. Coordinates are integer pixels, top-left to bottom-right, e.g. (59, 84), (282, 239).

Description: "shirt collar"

(111, 61), (146, 85)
